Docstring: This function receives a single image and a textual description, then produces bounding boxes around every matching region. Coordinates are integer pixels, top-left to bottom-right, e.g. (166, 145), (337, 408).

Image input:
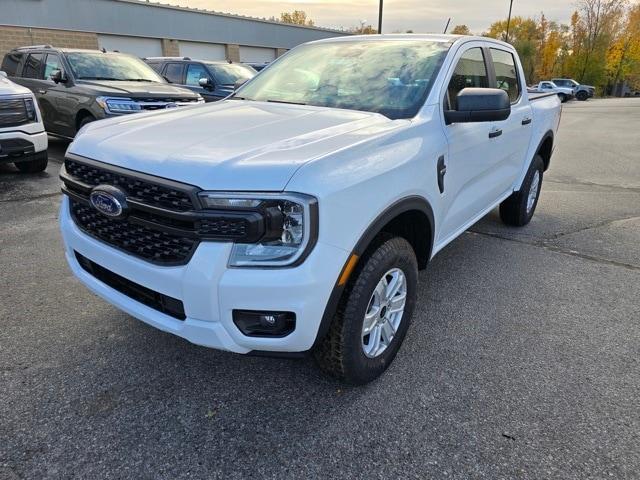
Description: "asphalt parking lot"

(1, 98), (639, 479)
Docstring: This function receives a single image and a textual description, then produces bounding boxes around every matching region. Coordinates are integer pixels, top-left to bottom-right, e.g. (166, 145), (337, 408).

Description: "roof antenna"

(443, 17), (451, 34)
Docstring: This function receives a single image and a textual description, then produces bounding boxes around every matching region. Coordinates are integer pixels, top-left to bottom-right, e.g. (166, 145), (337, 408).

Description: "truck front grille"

(61, 156), (267, 266)
(64, 159), (193, 211)
(0, 96), (34, 128)
(71, 202), (198, 264)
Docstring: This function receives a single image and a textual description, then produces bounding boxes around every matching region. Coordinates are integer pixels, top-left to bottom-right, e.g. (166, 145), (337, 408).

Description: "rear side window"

(447, 48), (489, 109)
(163, 63), (184, 83)
(1, 52), (23, 76)
(23, 53), (44, 79)
(491, 48), (520, 103)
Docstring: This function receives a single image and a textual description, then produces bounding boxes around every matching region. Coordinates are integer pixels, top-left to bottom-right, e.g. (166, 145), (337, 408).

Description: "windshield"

(207, 63), (256, 85)
(235, 40), (451, 119)
(67, 52), (163, 82)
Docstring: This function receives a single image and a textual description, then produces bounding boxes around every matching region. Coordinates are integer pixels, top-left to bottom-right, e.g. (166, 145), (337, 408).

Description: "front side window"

(185, 64), (209, 86)
(235, 40), (451, 120)
(163, 63), (184, 84)
(44, 54), (61, 80)
(447, 48), (489, 109)
(207, 63), (255, 85)
(491, 48), (520, 102)
(23, 53), (44, 79)
(66, 52), (163, 82)
(1, 52), (23, 76)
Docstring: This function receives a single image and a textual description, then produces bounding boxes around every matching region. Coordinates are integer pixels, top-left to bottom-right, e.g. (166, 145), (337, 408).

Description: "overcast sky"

(154, 0), (583, 33)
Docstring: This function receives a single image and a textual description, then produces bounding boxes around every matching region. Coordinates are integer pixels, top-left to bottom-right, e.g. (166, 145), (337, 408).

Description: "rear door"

(161, 62), (185, 86)
(488, 47), (532, 190)
(437, 43), (506, 243)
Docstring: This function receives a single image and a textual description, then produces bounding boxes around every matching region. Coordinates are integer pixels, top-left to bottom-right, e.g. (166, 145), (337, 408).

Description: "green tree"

(451, 25), (471, 35)
(280, 10), (315, 26)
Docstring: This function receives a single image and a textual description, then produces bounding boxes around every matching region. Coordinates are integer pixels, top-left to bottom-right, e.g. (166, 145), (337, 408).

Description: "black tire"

(499, 155), (544, 227)
(76, 114), (96, 134)
(558, 93), (567, 103)
(576, 90), (588, 101)
(314, 236), (418, 384)
(14, 152), (48, 174)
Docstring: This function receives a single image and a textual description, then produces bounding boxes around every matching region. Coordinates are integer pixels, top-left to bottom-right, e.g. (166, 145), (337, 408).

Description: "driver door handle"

(488, 128), (503, 139)
(522, 117), (532, 125)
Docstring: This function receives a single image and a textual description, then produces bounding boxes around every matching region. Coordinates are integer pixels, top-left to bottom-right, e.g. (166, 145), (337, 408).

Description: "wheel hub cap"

(361, 268), (407, 358)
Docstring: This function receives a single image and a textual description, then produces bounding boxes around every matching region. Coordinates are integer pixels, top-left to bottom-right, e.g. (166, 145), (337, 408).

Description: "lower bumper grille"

(71, 201), (198, 265)
(75, 252), (186, 320)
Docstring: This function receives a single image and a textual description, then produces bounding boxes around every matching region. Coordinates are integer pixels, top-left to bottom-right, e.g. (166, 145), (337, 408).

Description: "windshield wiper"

(77, 76), (121, 81)
(266, 99), (307, 106)
(122, 79), (155, 82)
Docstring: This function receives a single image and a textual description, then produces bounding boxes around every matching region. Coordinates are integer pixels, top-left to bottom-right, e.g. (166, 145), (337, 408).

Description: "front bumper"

(0, 129), (47, 164)
(60, 196), (349, 353)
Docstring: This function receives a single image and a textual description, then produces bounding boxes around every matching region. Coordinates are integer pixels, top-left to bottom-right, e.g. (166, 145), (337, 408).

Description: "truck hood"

(75, 80), (198, 99)
(0, 74), (32, 96)
(69, 100), (395, 191)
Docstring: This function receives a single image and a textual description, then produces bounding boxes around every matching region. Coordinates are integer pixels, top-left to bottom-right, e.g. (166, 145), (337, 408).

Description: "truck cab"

(59, 35), (561, 384)
(145, 57), (256, 102)
(2, 46), (203, 138)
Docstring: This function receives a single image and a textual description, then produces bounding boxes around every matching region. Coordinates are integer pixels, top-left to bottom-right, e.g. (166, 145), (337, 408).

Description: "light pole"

(378, 0), (383, 34)
(505, 0), (514, 43)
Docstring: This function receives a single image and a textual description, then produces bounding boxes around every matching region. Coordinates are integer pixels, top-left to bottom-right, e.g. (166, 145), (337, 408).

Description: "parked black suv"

(1, 46), (203, 138)
(145, 57), (256, 102)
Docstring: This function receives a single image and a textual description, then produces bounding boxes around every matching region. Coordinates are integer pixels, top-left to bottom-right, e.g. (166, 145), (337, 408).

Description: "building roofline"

(112, 0), (350, 35)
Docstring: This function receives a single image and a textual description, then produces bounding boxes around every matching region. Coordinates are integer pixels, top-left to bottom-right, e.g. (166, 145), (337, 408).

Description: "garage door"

(180, 42), (226, 61)
(98, 35), (162, 58)
(239, 46), (276, 63)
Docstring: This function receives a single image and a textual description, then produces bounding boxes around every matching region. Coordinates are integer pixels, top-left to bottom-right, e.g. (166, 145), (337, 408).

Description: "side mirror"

(445, 88), (510, 125)
(198, 77), (212, 89)
(50, 69), (67, 84)
(234, 78), (248, 90)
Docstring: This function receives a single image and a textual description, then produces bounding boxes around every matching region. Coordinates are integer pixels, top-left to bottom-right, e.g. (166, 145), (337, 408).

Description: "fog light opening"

(232, 310), (296, 337)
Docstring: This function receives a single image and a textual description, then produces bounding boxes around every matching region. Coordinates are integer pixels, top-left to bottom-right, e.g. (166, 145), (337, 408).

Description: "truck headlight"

(198, 192), (318, 267)
(96, 96), (142, 114)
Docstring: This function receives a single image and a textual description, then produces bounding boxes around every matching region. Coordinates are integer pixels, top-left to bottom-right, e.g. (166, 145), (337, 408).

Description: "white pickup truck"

(532, 81), (575, 103)
(60, 35), (561, 384)
(0, 71), (48, 172)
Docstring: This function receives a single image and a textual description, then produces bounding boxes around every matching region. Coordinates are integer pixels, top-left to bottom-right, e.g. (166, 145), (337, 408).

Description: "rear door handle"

(488, 128), (503, 139)
(522, 117), (532, 125)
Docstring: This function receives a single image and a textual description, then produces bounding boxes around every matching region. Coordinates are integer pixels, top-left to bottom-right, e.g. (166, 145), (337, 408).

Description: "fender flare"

(535, 130), (554, 171)
(311, 195), (435, 349)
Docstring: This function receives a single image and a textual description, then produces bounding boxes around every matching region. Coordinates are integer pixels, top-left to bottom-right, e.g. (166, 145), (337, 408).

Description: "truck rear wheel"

(499, 155), (544, 227)
(314, 236), (418, 384)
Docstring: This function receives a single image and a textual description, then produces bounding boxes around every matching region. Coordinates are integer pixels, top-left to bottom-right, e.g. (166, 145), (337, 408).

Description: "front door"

(437, 44), (507, 244)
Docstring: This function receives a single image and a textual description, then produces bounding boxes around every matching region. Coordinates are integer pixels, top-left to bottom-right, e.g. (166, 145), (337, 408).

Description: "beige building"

(1, 0), (348, 62)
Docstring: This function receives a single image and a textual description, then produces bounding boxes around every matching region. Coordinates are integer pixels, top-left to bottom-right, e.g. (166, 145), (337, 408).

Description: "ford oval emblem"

(89, 185), (128, 218)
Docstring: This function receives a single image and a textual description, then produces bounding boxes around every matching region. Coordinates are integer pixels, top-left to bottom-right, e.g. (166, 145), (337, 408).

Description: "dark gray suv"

(1, 46), (203, 138)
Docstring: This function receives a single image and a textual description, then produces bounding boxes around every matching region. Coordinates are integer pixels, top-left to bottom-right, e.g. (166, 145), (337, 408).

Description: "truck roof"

(309, 34), (515, 50)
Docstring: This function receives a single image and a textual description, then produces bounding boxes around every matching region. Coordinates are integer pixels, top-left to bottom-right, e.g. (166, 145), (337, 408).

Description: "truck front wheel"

(314, 236), (418, 384)
(14, 152), (48, 174)
(499, 155), (544, 227)
(576, 90), (589, 101)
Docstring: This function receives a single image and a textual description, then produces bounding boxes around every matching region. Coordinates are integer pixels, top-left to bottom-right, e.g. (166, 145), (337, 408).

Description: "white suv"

(0, 71), (48, 172)
(60, 35), (561, 384)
